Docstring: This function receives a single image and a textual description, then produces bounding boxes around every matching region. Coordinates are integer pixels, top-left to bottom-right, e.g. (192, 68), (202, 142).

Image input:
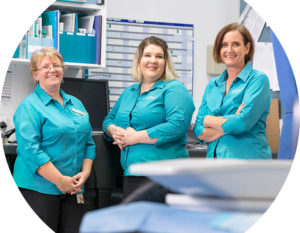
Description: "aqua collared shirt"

(13, 84), (96, 195)
(194, 63), (272, 159)
(103, 80), (195, 175)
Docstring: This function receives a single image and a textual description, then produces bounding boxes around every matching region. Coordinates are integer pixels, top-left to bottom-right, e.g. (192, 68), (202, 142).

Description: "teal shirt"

(103, 80), (195, 175)
(13, 84), (96, 195)
(194, 63), (272, 159)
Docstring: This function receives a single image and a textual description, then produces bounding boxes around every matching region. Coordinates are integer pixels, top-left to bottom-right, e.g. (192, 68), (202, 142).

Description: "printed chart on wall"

(88, 18), (194, 108)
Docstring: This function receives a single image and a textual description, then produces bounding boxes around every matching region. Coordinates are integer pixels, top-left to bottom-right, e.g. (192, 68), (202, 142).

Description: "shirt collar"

(215, 62), (252, 86)
(131, 79), (166, 92)
(150, 79), (165, 90)
(237, 62), (252, 82)
(34, 84), (72, 106)
(60, 89), (73, 106)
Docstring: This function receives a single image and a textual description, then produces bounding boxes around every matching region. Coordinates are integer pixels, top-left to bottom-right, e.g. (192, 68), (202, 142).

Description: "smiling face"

(220, 30), (250, 69)
(139, 44), (166, 83)
(33, 55), (64, 92)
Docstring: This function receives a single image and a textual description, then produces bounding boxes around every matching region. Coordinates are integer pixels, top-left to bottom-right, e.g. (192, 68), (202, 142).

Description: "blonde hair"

(213, 23), (254, 64)
(30, 47), (66, 84)
(131, 36), (177, 82)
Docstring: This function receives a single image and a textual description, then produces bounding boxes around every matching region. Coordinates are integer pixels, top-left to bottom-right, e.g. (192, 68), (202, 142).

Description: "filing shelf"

(12, 1), (107, 69)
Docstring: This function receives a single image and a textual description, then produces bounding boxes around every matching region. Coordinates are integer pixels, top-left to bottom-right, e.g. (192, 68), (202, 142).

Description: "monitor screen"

(61, 78), (109, 131)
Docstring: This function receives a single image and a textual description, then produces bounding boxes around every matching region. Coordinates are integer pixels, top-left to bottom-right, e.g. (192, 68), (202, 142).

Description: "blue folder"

(59, 31), (96, 64)
(42, 11), (59, 49)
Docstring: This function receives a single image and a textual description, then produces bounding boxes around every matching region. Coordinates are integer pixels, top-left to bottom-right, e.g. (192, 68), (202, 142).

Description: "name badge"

(72, 108), (85, 116)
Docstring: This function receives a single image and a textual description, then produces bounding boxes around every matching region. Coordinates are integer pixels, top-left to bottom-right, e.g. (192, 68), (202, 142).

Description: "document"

(238, 5), (265, 42)
(78, 16), (95, 34)
(60, 13), (77, 32)
(253, 42), (279, 91)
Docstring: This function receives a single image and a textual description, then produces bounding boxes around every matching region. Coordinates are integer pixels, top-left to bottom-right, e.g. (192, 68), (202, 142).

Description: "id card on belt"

(76, 193), (84, 204)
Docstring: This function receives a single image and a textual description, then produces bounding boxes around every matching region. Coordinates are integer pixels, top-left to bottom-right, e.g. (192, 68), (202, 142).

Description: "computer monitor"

(61, 78), (109, 131)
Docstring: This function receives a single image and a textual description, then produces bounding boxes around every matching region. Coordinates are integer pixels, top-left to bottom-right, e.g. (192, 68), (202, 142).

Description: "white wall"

(106, 0), (240, 121)
(3, 0), (240, 127)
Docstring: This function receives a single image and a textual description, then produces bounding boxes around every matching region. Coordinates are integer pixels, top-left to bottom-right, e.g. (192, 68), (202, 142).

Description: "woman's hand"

(56, 175), (77, 194)
(69, 171), (87, 195)
(203, 115), (227, 130)
(122, 127), (140, 146)
(107, 124), (126, 150)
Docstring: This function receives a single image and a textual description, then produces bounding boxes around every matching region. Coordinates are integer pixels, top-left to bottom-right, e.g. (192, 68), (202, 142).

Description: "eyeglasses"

(37, 64), (64, 72)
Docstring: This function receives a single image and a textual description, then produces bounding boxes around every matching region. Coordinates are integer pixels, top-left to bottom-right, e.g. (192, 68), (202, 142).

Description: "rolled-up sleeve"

(14, 104), (51, 173)
(84, 122), (96, 160)
(222, 74), (271, 134)
(147, 83), (195, 146)
(102, 93), (123, 141)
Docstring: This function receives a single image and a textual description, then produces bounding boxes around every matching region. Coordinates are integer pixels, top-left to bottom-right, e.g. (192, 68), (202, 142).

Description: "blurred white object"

(130, 158), (292, 199)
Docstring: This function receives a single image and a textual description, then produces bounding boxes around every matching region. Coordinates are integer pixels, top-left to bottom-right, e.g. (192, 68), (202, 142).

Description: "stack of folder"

(14, 9), (102, 65)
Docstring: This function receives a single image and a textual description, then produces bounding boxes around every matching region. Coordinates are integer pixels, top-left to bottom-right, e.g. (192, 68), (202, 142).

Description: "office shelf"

(12, 0), (106, 68)
(48, 1), (105, 15)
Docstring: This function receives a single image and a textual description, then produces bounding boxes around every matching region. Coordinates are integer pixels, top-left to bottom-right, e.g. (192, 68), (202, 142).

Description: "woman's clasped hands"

(56, 171), (89, 195)
(109, 125), (140, 150)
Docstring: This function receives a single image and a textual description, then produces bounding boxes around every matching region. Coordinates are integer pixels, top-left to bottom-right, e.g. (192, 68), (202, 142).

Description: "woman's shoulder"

(17, 91), (40, 108)
(14, 92), (41, 117)
(164, 79), (186, 89)
(120, 83), (140, 95)
(249, 68), (270, 84)
(164, 80), (193, 97)
(250, 68), (268, 77)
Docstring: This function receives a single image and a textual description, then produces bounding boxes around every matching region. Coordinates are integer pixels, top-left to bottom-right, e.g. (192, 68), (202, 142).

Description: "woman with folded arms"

(194, 23), (272, 159)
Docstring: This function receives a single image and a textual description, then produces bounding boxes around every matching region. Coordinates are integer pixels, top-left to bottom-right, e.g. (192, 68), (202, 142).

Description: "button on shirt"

(13, 84), (96, 195)
(103, 80), (195, 175)
(194, 63), (272, 159)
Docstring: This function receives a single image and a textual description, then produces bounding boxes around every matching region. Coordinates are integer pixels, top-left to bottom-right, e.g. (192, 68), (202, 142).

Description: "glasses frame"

(36, 64), (64, 73)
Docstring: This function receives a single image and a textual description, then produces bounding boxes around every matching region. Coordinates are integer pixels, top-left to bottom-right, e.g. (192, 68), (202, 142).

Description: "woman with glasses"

(13, 47), (96, 233)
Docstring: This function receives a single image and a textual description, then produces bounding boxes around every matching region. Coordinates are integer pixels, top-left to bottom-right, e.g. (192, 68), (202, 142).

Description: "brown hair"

(213, 23), (254, 64)
(30, 47), (66, 84)
(131, 36), (177, 82)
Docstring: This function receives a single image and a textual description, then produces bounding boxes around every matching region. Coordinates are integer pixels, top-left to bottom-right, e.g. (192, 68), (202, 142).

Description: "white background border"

(0, 0), (299, 232)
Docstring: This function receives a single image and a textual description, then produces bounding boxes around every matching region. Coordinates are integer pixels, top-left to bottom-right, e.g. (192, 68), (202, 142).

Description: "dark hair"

(213, 23), (254, 64)
(131, 36), (177, 81)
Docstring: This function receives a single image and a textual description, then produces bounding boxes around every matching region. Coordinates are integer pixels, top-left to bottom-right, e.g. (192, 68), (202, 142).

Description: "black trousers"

(123, 176), (151, 198)
(20, 188), (86, 233)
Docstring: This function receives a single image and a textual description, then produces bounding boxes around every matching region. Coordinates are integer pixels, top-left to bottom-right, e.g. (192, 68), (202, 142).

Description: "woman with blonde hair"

(103, 36), (195, 197)
(13, 47), (95, 233)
